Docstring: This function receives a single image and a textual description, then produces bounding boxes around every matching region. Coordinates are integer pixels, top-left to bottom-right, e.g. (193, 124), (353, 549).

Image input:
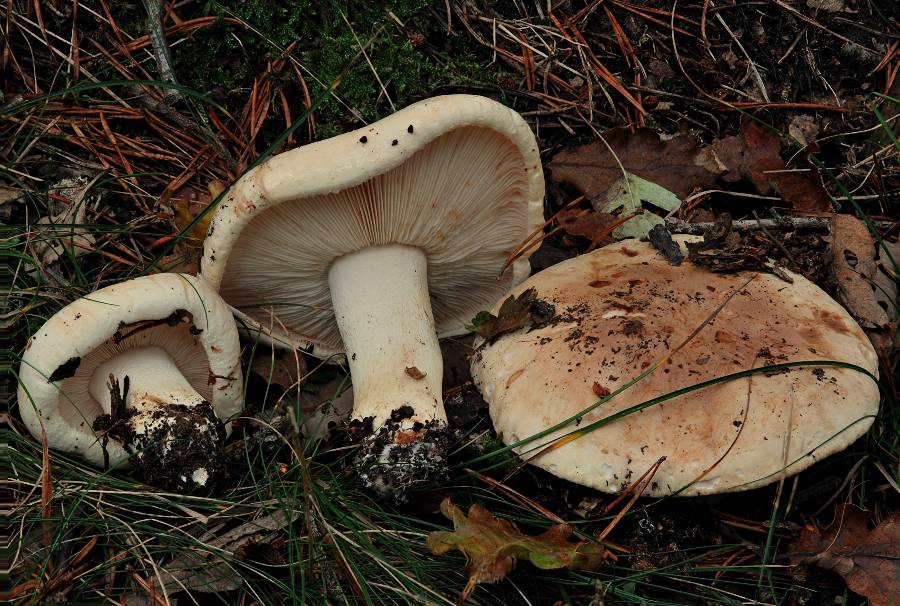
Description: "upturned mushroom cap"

(200, 94), (544, 356)
(17, 273), (243, 467)
(470, 238), (879, 497)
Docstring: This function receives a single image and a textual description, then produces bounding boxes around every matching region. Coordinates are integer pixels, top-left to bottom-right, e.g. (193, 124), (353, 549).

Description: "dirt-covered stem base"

(329, 245), (451, 499)
(88, 346), (226, 493)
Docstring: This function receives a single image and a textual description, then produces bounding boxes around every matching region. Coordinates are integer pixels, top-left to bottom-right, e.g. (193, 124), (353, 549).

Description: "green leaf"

(598, 172), (681, 239)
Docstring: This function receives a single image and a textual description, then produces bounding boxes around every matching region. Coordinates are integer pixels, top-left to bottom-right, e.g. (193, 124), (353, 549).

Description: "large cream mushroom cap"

(471, 238), (879, 497)
(17, 273), (243, 468)
(200, 94), (544, 356)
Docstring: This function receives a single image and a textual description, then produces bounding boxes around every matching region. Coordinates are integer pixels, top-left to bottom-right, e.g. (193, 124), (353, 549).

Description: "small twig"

(715, 10), (769, 102)
(141, 0), (180, 100)
(773, 0), (858, 47)
(667, 216), (896, 234)
(135, 2), (235, 166)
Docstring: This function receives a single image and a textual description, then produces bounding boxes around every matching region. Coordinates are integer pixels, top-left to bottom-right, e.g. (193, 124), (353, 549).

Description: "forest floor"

(4, 1), (898, 605)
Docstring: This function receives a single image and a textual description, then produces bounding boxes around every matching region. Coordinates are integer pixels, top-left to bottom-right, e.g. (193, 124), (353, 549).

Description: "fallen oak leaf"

(873, 238), (899, 319)
(157, 179), (227, 273)
(427, 498), (612, 603)
(467, 288), (553, 343)
(827, 214), (890, 329)
(787, 504), (899, 606)
(169, 179), (226, 241)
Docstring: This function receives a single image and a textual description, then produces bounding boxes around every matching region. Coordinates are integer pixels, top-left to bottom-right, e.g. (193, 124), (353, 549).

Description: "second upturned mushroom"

(17, 273), (244, 492)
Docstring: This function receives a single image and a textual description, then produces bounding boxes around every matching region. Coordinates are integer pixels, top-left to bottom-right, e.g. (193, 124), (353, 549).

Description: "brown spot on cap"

(815, 308), (851, 336)
(714, 330), (734, 344)
(405, 366), (426, 380)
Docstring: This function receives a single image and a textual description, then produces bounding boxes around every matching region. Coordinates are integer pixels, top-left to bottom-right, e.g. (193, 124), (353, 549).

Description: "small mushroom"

(17, 273), (243, 492)
(471, 238), (879, 496)
(200, 95), (544, 497)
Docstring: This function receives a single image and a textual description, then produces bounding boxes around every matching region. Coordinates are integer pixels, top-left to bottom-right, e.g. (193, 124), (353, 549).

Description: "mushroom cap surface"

(201, 94), (544, 357)
(17, 273), (243, 466)
(470, 238), (879, 496)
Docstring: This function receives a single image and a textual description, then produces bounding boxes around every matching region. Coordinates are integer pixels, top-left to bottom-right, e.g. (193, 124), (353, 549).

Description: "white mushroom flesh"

(88, 346), (208, 414)
(329, 244), (444, 427)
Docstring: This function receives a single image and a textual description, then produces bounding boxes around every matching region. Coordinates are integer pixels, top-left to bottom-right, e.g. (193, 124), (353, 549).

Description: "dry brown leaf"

(829, 214), (890, 329)
(122, 509), (299, 603)
(874, 239), (899, 321)
(427, 499), (612, 603)
(710, 120), (831, 212)
(32, 177), (97, 265)
(788, 504), (899, 606)
(788, 114), (820, 148)
(157, 180), (226, 274)
(556, 208), (618, 247)
(169, 179), (225, 241)
(547, 128), (724, 200)
(250, 352), (307, 392)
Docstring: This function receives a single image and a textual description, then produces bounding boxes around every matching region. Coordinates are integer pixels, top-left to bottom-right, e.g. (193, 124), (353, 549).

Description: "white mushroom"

(17, 273), (243, 492)
(471, 238), (880, 496)
(200, 95), (544, 495)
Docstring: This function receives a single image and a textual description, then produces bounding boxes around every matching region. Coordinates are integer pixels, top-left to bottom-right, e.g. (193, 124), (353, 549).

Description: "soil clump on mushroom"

(350, 406), (453, 502)
(93, 392), (227, 494)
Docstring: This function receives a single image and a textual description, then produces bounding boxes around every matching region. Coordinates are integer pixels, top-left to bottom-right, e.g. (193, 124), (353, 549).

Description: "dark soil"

(348, 405), (453, 503)
(94, 398), (227, 494)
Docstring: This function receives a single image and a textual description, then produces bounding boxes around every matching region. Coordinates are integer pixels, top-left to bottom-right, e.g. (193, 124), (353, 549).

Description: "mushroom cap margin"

(17, 273), (243, 467)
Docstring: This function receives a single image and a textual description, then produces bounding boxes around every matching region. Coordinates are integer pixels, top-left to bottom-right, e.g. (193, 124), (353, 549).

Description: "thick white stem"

(328, 244), (446, 428)
(88, 346), (206, 414)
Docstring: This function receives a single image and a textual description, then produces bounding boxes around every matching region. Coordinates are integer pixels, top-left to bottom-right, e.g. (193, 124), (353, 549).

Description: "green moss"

(172, 1), (506, 136)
